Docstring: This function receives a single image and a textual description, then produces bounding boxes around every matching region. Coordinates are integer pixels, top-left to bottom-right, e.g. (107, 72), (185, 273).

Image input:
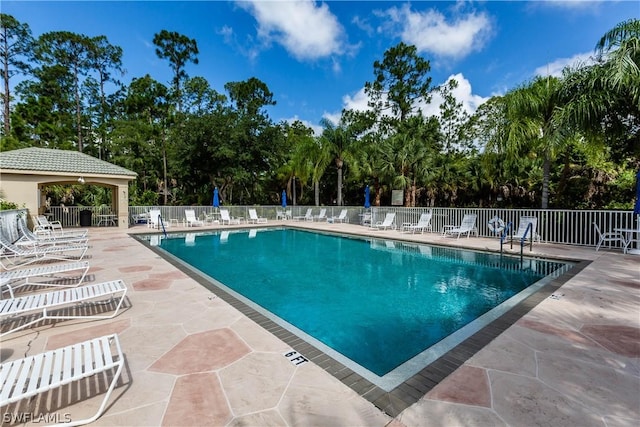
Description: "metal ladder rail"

(158, 215), (168, 238)
(499, 221), (513, 255)
(520, 222), (534, 256)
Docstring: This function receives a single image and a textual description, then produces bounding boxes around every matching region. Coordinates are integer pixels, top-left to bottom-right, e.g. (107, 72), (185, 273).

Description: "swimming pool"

(144, 227), (572, 391)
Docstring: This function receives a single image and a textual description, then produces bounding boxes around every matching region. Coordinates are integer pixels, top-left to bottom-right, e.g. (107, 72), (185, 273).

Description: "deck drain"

(549, 293), (565, 300)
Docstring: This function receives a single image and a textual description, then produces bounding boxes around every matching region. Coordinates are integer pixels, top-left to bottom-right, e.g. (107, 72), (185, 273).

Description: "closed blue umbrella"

(282, 190), (287, 208)
(364, 185), (371, 209)
(213, 187), (219, 208)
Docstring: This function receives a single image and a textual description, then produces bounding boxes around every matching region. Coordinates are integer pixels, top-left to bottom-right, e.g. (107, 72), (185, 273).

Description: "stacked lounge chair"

(1, 217), (130, 423)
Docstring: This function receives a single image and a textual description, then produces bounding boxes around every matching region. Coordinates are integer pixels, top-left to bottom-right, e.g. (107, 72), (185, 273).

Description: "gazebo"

(0, 147), (137, 229)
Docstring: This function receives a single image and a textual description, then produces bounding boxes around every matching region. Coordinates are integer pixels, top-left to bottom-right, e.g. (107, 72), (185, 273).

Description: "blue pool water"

(149, 228), (569, 389)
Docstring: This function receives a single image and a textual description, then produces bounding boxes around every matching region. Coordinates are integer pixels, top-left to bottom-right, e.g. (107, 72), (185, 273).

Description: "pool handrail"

(500, 221), (513, 254)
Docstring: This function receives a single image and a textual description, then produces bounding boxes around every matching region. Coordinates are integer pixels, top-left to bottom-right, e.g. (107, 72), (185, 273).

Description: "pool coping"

(133, 228), (590, 417)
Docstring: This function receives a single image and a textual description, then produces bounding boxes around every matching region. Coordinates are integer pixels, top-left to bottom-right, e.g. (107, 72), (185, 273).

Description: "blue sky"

(4, 1), (638, 133)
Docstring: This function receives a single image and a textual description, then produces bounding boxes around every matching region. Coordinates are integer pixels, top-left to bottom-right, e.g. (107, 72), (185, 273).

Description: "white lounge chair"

(0, 280), (128, 337)
(147, 209), (162, 229)
(328, 209), (348, 223)
(375, 213), (396, 230)
(185, 209), (204, 227)
(34, 215), (88, 237)
(0, 235), (88, 270)
(402, 212), (433, 234)
(220, 209), (241, 225)
(17, 217), (88, 247)
(443, 214), (477, 239)
(314, 208), (327, 221)
(593, 222), (625, 251)
(131, 212), (149, 224)
(248, 209), (267, 224)
(0, 334), (125, 426)
(510, 216), (540, 243)
(1, 261), (90, 298)
(293, 208), (313, 222)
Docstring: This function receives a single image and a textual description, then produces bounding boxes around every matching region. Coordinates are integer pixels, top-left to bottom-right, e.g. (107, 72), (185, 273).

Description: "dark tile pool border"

(133, 230), (590, 417)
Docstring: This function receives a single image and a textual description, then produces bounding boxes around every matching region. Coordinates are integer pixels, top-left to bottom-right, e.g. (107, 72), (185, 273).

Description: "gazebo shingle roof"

(0, 147), (137, 177)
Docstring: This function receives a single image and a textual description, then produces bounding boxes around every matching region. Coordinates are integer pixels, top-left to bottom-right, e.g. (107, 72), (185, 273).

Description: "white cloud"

(419, 73), (489, 117)
(237, 0), (347, 61)
(352, 15), (374, 37)
(328, 73), (488, 126)
(378, 4), (493, 60)
(283, 115), (323, 136)
(534, 51), (596, 77)
(340, 88), (371, 114)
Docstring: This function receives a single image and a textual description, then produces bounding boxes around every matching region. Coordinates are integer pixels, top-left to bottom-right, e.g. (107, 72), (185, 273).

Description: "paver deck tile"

(162, 373), (231, 426)
(150, 329), (251, 375)
(424, 365), (491, 407)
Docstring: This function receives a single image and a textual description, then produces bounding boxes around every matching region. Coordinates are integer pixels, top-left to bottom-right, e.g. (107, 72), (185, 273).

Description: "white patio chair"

(314, 208), (327, 221)
(0, 234), (88, 270)
(0, 334), (125, 426)
(328, 209), (349, 223)
(1, 261), (90, 298)
(34, 215), (88, 237)
(0, 279), (128, 337)
(16, 217), (88, 247)
(593, 222), (626, 251)
(510, 216), (541, 243)
(147, 209), (162, 229)
(375, 213), (396, 230)
(220, 209), (241, 225)
(361, 212), (372, 226)
(442, 214), (477, 239)
(185, 209), (204, 227)
(293, 208), (313, 221)
(248, 209), (267, 224)
(402, 212), (433, 234)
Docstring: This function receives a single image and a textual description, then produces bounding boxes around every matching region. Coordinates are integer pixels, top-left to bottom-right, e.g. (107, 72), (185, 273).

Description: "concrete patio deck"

(1, 220), (638, 426)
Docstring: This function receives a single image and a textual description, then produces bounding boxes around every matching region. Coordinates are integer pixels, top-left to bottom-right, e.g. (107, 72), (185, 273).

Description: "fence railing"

(350, 206), (637, 247)
(11, 205), (634, 248)
(43, 205), (119, 228)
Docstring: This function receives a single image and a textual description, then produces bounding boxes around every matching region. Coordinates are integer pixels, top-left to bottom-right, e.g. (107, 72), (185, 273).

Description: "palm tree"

(503, 76), (567, 208)
(349, 134), (386, 207)
(558, 19), (639, 161)
(292, 133), (331, 206)
(319, 118), (357, 206)
(596, 18), (640, 108)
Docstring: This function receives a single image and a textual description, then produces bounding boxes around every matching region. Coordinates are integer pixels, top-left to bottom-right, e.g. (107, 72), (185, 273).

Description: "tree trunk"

(162, 142), (168, 205)
(541, 154), (550, 209)
(74, 64), (83, 152)
(2, 48), (9, 136)
(337, 166), (343, 206)
(314, 180), (319, 206)
(293, 176), (297, 205)
(374, 177), (381, 206)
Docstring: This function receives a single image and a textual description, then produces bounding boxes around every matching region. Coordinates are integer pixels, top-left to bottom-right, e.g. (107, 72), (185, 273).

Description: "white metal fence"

(9, 205), (635, 248)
